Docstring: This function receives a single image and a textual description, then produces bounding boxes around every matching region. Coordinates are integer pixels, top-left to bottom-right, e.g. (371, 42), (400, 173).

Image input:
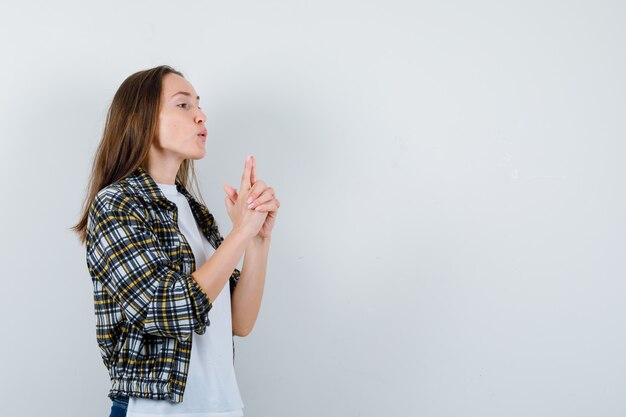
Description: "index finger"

(240, 155), (253, 191)
(250, 155), (256, 185)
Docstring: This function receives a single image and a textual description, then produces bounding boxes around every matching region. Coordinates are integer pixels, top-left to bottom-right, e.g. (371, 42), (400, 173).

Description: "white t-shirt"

(126, 183), (244, 417)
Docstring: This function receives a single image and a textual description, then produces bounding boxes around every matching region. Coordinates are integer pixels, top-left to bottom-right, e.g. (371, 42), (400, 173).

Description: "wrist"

(248, 235), (271, 248)
(231, 225), (256, 243)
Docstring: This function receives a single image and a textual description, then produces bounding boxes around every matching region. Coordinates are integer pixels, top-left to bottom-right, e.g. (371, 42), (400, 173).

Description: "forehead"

(161, 73), (197, 97)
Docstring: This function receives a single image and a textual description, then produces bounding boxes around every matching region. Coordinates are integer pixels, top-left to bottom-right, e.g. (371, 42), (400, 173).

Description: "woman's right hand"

(224, 156), (268, 239)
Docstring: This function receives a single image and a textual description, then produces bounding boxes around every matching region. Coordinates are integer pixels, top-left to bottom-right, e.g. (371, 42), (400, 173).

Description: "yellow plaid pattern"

(85, 165), (240, 403)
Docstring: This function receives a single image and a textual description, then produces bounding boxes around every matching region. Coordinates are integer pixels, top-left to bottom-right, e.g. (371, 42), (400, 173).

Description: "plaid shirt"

(85, 165), (240, 403)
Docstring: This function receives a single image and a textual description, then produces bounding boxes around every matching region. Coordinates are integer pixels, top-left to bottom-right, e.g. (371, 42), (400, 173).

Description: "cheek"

(157, 116), (181, 144)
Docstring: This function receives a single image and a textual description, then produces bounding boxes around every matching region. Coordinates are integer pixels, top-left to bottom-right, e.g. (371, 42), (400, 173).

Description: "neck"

(144, 152), (182, 185)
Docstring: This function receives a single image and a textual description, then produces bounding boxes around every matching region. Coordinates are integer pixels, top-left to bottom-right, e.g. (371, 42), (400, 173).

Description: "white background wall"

(0, 1), (624, 416)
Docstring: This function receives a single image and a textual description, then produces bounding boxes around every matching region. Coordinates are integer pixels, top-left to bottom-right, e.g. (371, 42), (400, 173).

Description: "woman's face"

(155, 73), (207, 162)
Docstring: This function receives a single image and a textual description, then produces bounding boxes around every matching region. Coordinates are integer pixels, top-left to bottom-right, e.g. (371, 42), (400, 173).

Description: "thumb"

(223, 184), (238, 202)
(224, 195), (235, 210)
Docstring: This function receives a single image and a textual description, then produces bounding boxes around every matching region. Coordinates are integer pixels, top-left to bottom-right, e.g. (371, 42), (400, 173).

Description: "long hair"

(71, 65), (206, 244)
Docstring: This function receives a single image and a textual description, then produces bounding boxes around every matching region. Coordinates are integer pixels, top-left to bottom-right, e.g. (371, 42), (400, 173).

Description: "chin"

(189, 151), (206, 160)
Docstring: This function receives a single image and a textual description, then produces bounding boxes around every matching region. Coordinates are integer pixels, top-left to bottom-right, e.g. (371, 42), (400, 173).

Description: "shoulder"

(89, 178), (149, 223)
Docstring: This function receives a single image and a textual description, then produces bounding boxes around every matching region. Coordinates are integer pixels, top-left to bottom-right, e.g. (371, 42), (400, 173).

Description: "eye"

(177, 103), (189, 109)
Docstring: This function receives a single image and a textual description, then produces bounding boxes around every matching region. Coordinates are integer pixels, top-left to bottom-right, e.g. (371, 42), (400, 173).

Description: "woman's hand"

(223, 156), (269, 239)
(224, 155), (280, 239)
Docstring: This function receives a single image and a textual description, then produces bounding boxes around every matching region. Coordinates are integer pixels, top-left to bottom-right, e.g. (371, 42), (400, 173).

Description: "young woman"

(72, 65), (279, 417)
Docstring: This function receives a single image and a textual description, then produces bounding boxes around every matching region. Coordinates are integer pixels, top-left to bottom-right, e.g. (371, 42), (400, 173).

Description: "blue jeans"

(109, 396), (128, 417)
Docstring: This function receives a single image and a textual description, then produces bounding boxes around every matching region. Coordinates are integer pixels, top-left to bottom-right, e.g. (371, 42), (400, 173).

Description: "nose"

(195, 107), (206, 124)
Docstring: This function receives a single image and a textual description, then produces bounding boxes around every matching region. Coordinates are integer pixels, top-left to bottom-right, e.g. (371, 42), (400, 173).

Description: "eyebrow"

(171, 91), (200, 101)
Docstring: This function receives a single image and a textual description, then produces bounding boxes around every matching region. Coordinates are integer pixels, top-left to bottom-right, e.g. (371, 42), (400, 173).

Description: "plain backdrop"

(0, 1), (624, 416)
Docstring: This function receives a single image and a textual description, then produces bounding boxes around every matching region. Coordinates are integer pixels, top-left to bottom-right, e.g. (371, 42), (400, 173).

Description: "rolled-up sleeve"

(86, 205), (212, 343)
(229, 268), (241, 295)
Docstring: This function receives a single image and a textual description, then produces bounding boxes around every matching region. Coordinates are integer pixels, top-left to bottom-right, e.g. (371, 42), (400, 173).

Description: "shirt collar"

(124, 166), (221, 244)
(125, 165), (189, 206)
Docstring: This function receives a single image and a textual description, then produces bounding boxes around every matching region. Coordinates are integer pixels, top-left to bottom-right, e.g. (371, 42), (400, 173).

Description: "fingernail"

(247, 198), (253, 204)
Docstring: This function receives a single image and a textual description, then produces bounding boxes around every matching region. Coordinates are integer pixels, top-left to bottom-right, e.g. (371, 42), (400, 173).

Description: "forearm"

(232, 236), (271, 336)
(192, 227), (251, 304)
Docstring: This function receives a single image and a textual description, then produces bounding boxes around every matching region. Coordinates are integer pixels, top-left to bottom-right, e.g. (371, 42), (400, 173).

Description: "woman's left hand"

(223, 155), (279, 239)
